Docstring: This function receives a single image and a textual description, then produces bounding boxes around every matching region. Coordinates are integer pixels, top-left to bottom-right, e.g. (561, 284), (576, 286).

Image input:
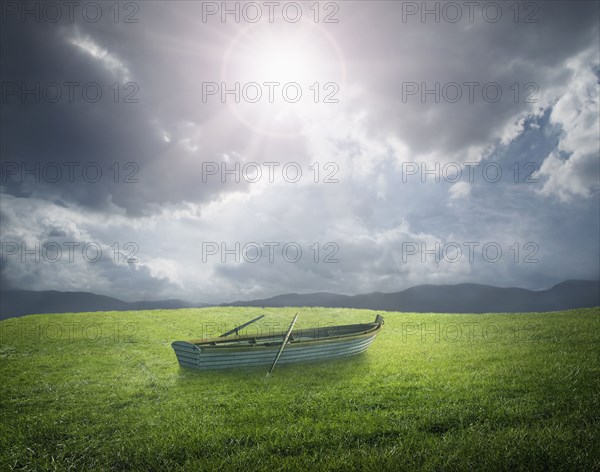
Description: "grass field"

(1, 307), (599, 471)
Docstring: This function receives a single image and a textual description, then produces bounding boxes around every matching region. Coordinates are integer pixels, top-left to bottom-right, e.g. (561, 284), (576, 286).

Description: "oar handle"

(267, 313), (299, 376)
(219, 315), (265, 338)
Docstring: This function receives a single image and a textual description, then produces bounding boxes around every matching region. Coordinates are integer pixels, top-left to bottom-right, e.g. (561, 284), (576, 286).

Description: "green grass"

(1, 307), (599, 471)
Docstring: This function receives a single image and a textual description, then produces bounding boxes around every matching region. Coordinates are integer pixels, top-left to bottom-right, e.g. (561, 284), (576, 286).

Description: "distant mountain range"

(222, 280), (600, 313)
(0, 290), (208, 320)
(1, 280), (598, 319)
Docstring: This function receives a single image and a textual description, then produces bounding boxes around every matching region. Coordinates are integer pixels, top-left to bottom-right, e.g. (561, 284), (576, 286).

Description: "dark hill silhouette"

(1, 280), (598, 319)
(222, 280), (599, 313)
(0, 290), (208, 320)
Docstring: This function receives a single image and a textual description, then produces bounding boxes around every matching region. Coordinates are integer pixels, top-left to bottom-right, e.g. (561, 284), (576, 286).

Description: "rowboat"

(172, 314), (384, 371)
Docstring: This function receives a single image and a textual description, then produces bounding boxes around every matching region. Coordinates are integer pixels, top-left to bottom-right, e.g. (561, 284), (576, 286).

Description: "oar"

(266, 313), (299, 377)
(219, 315), (265, 337)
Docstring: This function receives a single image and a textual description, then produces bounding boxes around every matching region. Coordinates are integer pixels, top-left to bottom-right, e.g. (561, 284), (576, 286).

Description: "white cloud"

(68, 30), (131, 82)
(449, 181), (471, 200)
(0, 195), (180, 301)
(537, 47), (600, 201)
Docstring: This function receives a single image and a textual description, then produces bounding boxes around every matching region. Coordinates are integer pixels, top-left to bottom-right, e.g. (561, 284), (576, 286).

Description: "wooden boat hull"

(172, 315), (383, 370)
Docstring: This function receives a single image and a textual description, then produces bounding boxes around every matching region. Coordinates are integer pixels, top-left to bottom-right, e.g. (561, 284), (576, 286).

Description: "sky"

(0, 1), (599, 303)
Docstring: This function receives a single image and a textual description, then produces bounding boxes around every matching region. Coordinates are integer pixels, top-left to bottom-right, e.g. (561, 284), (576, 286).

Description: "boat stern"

(172, 341), (201, 369)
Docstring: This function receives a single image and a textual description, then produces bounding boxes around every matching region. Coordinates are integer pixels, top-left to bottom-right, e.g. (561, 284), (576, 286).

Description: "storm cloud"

(1, 1), (598, 302)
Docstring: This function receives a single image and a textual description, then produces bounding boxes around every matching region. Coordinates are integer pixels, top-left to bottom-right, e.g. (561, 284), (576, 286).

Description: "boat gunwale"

(177, 332), (378, 354)
(174, 320), (382, 351)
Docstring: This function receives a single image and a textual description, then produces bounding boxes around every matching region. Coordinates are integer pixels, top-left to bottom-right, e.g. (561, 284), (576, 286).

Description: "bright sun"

(221, 22), (346, 137)
(255, 39), (316, 83)
(223, 23), (342, 83)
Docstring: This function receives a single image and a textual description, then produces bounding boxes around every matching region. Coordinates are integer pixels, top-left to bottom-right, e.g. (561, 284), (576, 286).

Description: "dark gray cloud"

(1, 1), (598, 302)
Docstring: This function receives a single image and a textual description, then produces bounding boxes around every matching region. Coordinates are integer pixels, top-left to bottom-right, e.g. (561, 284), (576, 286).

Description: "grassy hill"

(1, 307), (599, 471)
